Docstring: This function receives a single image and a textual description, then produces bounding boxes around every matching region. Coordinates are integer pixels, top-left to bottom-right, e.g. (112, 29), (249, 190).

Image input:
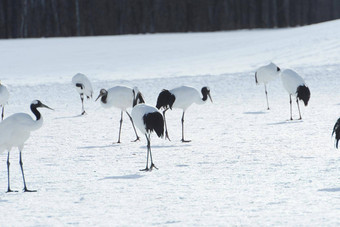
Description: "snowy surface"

(1, 19), (340, 226)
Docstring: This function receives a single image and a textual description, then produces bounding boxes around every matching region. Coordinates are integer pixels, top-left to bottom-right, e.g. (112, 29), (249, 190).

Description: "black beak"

(208, 93), (213, 103)
(42, 103), (54, 111)
(95, 93), (102, 102)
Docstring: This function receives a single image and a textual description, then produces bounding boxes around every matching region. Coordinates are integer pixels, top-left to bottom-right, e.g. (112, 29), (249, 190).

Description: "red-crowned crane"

(0, 100), (53, 192)
(255, 62), (281, 110)
(281, 69), (310, 120)
(332, 118), (340, 149)
(156, 86), (212, 142)
(96, 85), (145, 143)
(72, 73), (93, 115)
(131, 103), (164, 171)
(0, 81), (9, 120)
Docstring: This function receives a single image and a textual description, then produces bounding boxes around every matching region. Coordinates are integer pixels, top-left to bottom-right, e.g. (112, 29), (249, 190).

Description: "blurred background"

(1, 0), (340, 39)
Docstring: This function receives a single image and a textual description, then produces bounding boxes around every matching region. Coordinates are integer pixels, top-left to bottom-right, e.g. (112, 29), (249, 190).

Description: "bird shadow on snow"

(99, 174), (144, 181)
(77, 144), (119, 149)
(267, 120), (304, 125)
(318, 187), (340, 192)
(243, 111), (268, 115)
(53, 114), (84, 120)
(139, 144), (192, 149)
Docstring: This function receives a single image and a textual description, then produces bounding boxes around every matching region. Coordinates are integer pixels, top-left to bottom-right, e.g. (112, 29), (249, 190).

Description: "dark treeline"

(1, 0), (340, 39)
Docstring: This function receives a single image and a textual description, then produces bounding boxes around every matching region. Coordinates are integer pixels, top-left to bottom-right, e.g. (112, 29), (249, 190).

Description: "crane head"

(31, 100), (54, 110)
(95, 89), (108, 101)
(202, 86), (213, 103)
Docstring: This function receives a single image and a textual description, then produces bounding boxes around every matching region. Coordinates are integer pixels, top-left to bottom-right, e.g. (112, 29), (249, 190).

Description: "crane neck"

(101, 93), (108, 104)
(195, 89), (209, 105)
(202, 93), (208, 101)
(31, 104), (41, 121)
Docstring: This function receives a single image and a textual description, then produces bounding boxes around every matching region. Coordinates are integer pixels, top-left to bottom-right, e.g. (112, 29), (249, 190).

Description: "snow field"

(1, 19), (340, 226)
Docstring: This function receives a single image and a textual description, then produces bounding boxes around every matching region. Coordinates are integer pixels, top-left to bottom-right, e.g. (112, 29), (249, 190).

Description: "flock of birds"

(255, 62), (340, 149)
(255, 62), (310, 120)
(0, 63), (338, 192)
(0, 74), (212, 192)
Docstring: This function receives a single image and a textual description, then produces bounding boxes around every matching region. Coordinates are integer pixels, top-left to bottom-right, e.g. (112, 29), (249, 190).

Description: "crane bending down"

(72, 73), (93, 115)
(156, 86), (212, 142)
(0, 100), (53, 192)
(0, 81), (10, 120)
(255, 62), (281, 110)
(281, 69), (311, 120)
(332, 118), (340, 149)
(131, 103), (164, 171)
(96, 85), (145, 143)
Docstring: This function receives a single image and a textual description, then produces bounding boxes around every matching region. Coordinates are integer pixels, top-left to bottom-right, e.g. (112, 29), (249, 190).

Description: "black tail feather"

(133, 90), (145, 107)
(136, 92), (145, 104)
(296, 85), (310, 106)
(143, 112), (164, 138)
(333, 118), (340, 149)
(156, 89), (175, 110)
(255, 72), (258, 84)
(75, 83), (84, 90)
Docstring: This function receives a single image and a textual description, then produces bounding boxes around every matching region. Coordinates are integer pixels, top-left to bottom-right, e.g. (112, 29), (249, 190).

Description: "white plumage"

(156, 86), (212, 142)
(281, 69), (311, 120)
(171, 86), (209, 109)
(97, 86), (136, 110)
(0, 100), (53, 192)
(131, 104), (153, 134)
(96, 85), (145, 143)
(0, 82), (10, 120)
(255, 62), (281, 110)
(72, 73), (93, 115)
(281, 69), (305, 94)
(131, 103), (164, 171)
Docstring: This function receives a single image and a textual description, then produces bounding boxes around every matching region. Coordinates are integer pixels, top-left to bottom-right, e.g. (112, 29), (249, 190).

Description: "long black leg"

(140, 134), (150, 171)
(264, 84), (270, 110)
(125, 111), (140, 142)
(116, 111), (123, 143)
(163, 109), (171, 141)
(148, 134), (157, 170)
(289, 95), (293, 120)
(19, 151), (36, 192)
(1, 106), (4, 120)
(6, 151), (16, 193)
(80, 94), (85, 115)
(181, 111), (191, 142)
(296, 98), (302, 120)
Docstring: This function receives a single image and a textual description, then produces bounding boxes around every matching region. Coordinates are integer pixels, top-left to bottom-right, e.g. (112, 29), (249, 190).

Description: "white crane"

(255, 62), (281, 110)
(96, 85), (145, 143)
(72, 73), (93, 115)
(281, 69), (311, 120)
(156, 86), (212, 142)
(0, 100), (53, 192)
(332, 118), (340, 149)
(0, 81), (10, 120)
(131, 103), (164, 171)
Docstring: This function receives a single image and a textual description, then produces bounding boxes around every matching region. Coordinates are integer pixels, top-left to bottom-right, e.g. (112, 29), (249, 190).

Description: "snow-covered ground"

(1, 19), (340, 226)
